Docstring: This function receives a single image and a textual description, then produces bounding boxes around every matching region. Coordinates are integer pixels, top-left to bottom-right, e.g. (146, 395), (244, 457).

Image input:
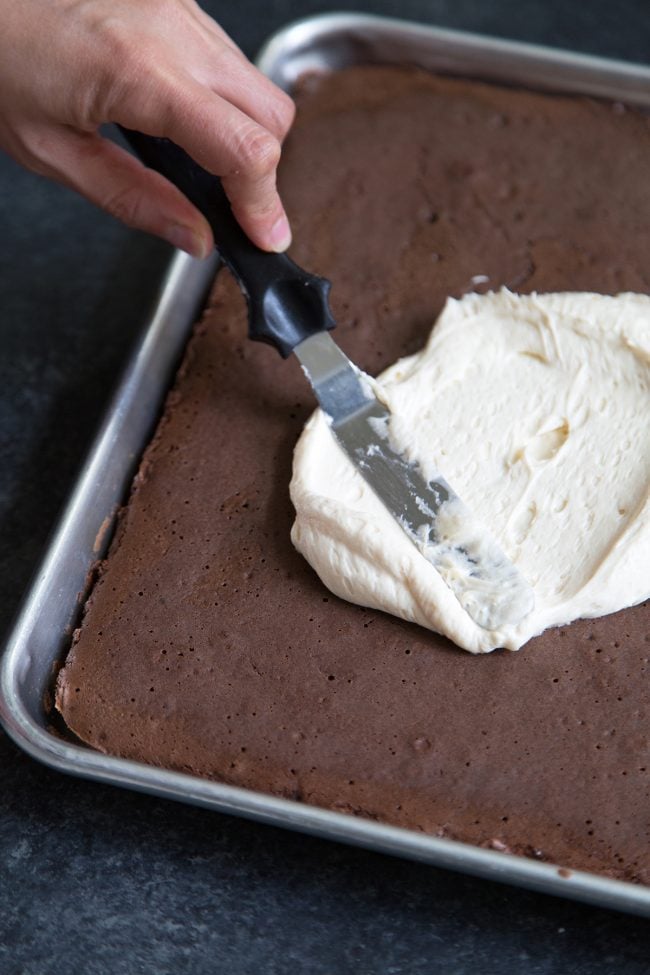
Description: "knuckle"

(273, 92), (296, 137)
(235, 126), (281, 178)
(257, 91), (295, 142)
(90, 12), (138, 65)
(101, 183), (144, 228)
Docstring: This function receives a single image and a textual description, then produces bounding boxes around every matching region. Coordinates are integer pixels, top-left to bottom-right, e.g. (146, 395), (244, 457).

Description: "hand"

(0, 0), (295, 256)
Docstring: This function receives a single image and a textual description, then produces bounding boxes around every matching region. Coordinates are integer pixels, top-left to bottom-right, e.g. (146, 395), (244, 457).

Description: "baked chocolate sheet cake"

(56, 67), (650, 883)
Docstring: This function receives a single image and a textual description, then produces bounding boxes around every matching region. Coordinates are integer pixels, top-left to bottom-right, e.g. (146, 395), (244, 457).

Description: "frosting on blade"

(290, 290), (650, 653)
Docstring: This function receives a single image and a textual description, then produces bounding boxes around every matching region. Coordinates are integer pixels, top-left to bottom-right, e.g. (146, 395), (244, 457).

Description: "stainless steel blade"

(294, 332), (535, 631)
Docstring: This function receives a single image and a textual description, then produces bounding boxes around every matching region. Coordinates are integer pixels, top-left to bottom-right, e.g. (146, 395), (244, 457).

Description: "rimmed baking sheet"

(2, 13), (650, 917)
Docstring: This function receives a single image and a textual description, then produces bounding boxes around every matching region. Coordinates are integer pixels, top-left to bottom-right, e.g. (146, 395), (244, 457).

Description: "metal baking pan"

(2, 13), (650, 917)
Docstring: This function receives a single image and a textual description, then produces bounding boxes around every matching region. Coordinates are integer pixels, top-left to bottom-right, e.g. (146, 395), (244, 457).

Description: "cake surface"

(56, 66), (650, 884)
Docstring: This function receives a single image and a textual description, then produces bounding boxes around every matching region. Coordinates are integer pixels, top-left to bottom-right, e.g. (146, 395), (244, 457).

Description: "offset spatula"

(119, 129), (534, 630)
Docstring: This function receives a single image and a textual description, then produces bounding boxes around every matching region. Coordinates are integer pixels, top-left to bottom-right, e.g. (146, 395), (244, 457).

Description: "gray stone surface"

(1, 2), (649, 971)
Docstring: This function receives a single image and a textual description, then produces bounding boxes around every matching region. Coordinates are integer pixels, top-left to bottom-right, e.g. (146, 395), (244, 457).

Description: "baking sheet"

(2, 13), (650, 917)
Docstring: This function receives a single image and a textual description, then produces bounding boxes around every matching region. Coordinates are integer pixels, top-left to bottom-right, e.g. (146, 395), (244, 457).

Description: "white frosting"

(290, 290), (650, 653)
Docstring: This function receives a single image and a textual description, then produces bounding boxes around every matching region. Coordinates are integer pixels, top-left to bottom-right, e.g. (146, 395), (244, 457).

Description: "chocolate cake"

(56, 67), (650, 883)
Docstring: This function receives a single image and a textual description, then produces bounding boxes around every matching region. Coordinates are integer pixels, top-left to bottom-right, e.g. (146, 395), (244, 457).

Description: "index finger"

(164, 83), (291, 251)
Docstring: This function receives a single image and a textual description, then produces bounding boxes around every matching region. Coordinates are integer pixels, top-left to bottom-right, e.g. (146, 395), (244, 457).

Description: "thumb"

(37, 126), (214, 257)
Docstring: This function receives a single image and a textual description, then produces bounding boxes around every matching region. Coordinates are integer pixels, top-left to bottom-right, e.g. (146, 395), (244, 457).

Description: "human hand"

(0, 0), (295, 256)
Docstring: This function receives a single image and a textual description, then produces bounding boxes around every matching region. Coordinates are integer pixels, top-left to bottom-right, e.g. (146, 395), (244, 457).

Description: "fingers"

(123, 81), (293, 252)
(0, 0), (297, 254)
(200, 99), (291, 252)
(188, 39), (296, 145)
(107, 12), (295, 252)
(24, 125), (214, 257)
(192, 96), (292, 252)
(82, 1), (296, 252)
(178, 0), (296, 147)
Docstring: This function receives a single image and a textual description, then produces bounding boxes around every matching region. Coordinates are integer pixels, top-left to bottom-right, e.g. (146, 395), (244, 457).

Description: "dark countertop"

(1, 2), (649, 971)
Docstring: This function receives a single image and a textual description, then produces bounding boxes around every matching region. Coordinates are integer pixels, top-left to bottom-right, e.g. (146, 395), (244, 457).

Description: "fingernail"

(268, 215), (292, 252)
(166, 224), (210, 259)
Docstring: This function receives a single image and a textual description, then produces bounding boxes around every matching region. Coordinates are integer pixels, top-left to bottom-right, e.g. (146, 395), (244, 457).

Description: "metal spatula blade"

(119, 129), (535, 631)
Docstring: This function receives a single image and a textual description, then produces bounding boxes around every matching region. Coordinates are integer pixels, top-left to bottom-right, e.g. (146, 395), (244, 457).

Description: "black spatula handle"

(118, 127), (335, 357)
